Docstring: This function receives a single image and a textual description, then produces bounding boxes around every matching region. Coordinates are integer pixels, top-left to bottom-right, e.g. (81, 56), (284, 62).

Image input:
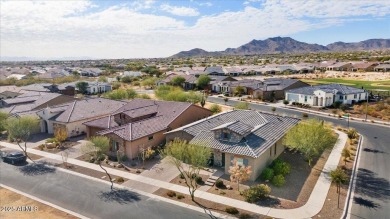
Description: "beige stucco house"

(165, 110), (300, 181)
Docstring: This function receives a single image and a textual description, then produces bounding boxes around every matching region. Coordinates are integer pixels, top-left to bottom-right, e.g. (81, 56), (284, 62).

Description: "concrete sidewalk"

(0, 131), (347, 218)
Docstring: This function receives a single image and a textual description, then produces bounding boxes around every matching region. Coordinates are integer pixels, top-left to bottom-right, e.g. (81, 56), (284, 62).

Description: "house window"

(354, 94), (357, 99)
(340, 95), (343, 100)
(148, 136), (154, 141)
(304, 96), (307, 102)
(221, 130), (231, 140)
(236, 158), (244, 166)
(112, 140), (119, 151)
(345, 95), (347, 100)
(359, 94), (361, 99)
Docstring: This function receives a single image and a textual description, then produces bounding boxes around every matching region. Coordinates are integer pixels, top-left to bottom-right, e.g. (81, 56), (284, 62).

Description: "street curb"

(43, 164), (236, 219)
(341, 135), (364, 219)
(0, 183), (89, 219)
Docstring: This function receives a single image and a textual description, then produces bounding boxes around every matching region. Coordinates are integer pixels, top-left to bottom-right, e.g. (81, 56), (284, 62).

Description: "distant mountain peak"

(170, 37), (390, 58)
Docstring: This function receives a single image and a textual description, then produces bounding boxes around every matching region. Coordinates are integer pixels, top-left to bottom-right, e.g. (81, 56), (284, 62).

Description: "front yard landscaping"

(170, 173), (209, 187)
(33, 139), (79, 154)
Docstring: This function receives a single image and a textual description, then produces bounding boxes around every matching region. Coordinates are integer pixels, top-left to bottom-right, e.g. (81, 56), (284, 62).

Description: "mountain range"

(171, 37), (390, 58)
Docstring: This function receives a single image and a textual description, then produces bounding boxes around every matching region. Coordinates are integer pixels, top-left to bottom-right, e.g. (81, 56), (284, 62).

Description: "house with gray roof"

(205, 66), (227, 76)
(253, 78), (309, 101)
(285, 84), (368, 107)
(83, 99), (212, 159)
(36, 98), (127, 137)
(165, 110), (300, 181)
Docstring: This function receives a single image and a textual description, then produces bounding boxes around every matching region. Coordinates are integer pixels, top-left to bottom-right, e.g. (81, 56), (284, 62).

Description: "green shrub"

(209, 104), (222, 114)
(234, 102), (249, 110)
(239, 213), (252, 219)
(272, 161), (291, 176)
(45, 138), (58, 143)
(242, 184), (271, 203)
(116, 177), (124, 183)
(121, 155), (128, 162)
(302, 113), (309, 118)
(283, 100), (289, 105)
(225, 207), (239, 215)
(179, 173), (185, 179)
(177, 194), (184, 199)
(261, 168), (274, 181)
(271, 107), (276, 112)
(339, 104), (348, 111)
(195, 176), (203, 184)
(215, 179), (224, 188)
(38, 144), (45, 151)
(220, 191), (226, 195)
(167, 190), (176, 197)
(272, 175), (285, 187)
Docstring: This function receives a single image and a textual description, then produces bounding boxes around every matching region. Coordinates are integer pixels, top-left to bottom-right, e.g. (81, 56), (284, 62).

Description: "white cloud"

(1, 0), (390, 59)
(199, 2), (213, 7)
(160, 4), (200, 16)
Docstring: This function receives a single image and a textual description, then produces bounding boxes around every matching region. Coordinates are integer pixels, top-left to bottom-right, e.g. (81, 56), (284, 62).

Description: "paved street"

(0, 161), (213, 219)
(208, 96), (390, 219)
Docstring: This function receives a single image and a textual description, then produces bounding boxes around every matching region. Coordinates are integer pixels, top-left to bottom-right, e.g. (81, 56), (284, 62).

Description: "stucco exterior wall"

(224, 139), (285, 181)
(169, 105), (212, 129)
(124, 130), (166, 159)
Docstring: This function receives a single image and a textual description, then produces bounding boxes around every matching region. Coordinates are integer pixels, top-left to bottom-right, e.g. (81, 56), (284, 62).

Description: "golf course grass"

(302, 78), (390, 91)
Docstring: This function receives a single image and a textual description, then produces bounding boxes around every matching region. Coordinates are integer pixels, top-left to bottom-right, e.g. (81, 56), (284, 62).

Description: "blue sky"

(1, 0), (390, 59)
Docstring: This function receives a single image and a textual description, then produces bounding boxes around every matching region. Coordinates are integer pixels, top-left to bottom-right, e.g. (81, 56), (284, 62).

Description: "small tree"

(209, 104), (222, 114)
(330, 168), (348, 208)
(196, 75), (211, 89)
(223, 97), (229, 105)
(139, 146), (155, 168)
(271, 107), (276, 113)
(283, 100), (289, 105)
(234, 86), (245, 96)
(283, 119), (337, 166)
(76, 81), (88, 94)
(342, 148), (352, 165)
(228, 159), (252, 191)
(171, 76), (186, 87)
(54, 127), (68, 149)
(83, 136), (114, 190)
(0, 112), (8, 132)
(234, 102), (249, 110)
(162, 138), (211, 202)
(6, 116), (39, 162)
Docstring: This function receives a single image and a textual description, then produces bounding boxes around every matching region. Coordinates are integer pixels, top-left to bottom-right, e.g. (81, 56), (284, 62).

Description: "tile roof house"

(0, 92), (75, 115)
(83, 99), (212, 159)
(251, 78), (309, 101)
(165, 110), (300, 181)
(36, 98), (128, 136)
(205, 66), (227, 76)
(285, 84), (368, 107)
(156, 74), (198, 90)
(374, 64), (390, 72)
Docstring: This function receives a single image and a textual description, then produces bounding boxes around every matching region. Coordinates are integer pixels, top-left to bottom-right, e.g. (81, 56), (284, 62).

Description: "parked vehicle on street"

(0, 150), (27, 164)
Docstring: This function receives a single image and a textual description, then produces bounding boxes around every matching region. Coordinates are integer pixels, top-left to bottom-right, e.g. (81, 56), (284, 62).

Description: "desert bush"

(179, 173), (185, 179)
(261, 168), (274, 181)
(225, 207), (239, 215)
(340, 104), (349, 111)
(302, 113), (309, 118)
(242, 184), (271, 203)
(239, 213), (252, 219)
(209, 104), (222, 114)
(177, 194), (184, 199)
(38, 144), (45, 151)
(272, 161), (291, 176)
(283, 100), (289, 105)
(332, 109), (338, 114)
(195, 176), (203, 184)
(116, 177), (124, 183)
(272, 175), (285, 187)
(347, 128), (358, 139)
(167, 190), (176, 197)
(215, 179), (224, 188)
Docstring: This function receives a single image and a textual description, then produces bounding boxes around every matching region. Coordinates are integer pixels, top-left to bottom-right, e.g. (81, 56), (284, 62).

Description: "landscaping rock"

(226, 185), (232, 190)
(117, 164), (123, 168)
(109, 163), (116, 167)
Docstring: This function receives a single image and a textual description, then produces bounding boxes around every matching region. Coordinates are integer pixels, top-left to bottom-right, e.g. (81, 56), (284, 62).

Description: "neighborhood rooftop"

(286, 83), (366, 95)
(167, 110), (300, 158)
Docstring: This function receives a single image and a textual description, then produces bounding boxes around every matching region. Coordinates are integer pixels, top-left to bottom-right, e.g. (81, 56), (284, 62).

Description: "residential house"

(209, 76), (238, 93)
(374, 64), (390, 72)
(19, 83), (76, 96)
(205, 66), (227, 76)
(83, 99), (212, 159)
(0, 91), (21, 100)
(350, 62), (378, 72)
(218, 79), (263, 96)
(165, 110), (300, 181)
(156, 74), (198, 90)
(285, 84), (368, 107)
(224, 67), (243, 76)
(0, 92), (75, 115)
(85, 82), (112, 94)
(122, 71), (143, 77)
(253, 78), (309, 101)
(79, 68), (103, 77)
(36, 98), (128, 136)
(326, 62), (353, 71)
